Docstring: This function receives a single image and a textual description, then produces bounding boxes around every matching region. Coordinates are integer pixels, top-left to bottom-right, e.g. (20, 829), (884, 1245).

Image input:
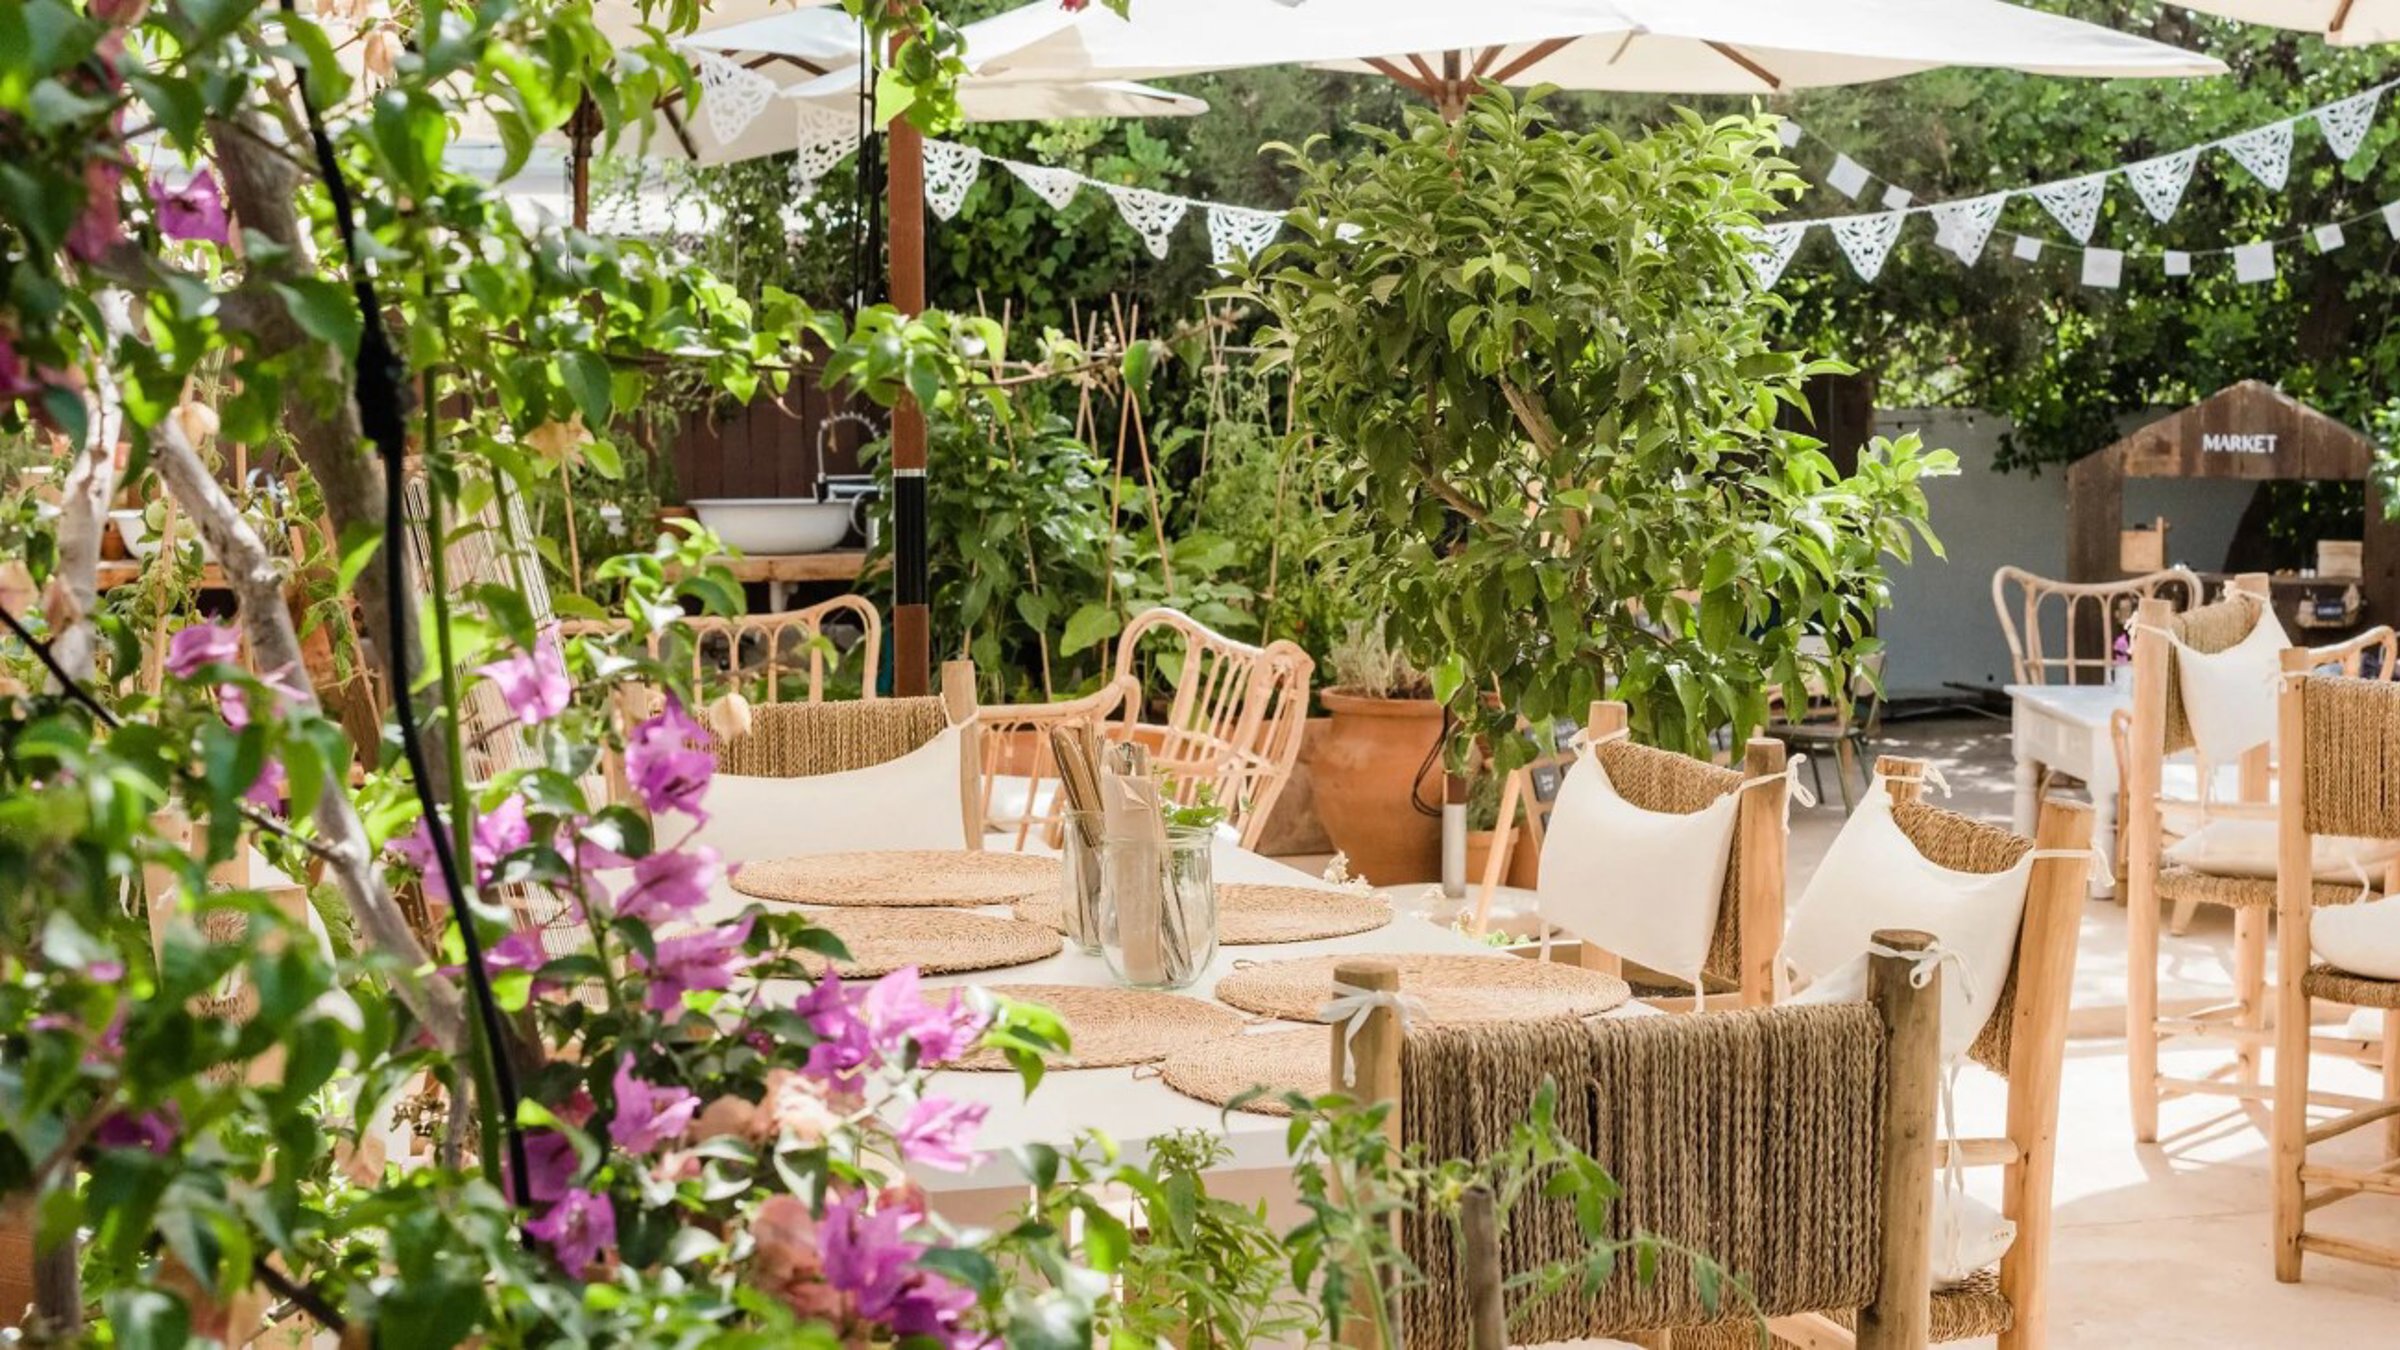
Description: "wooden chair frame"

(1473, 700), (1786, 1009)
(564, 595), (882, 708)
(1331, 932), (1943, 1350)
(1991, 565), (2204, 688)
(2271, 646), (2400, 1283)
(979, 606), (1313, 852)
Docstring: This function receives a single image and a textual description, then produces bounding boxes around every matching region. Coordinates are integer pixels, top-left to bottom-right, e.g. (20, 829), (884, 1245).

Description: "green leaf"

(1059, 603), (1120, 657)
(273, 278), (363, 356)
(558, 350), (613, 424)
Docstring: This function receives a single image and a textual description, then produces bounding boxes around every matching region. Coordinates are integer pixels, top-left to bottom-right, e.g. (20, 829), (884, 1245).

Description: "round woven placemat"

(733, 849), (1061, 908)
(798, 910), (1063, 978)
(1014, 882), (1393, 946)
(943, 985), (1250, 1071)
(1157, 1029), (1327, 1116)
(1213, 953), (1631, 1025)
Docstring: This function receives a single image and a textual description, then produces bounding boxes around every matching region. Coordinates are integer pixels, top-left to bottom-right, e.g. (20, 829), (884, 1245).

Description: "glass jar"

(1059, 809), (1105, 955)
(1097, 824), (1218, 990)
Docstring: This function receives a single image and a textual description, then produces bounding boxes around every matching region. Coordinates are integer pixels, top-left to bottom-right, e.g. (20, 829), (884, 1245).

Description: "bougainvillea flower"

(527, 1187), (616, 1276)
(634, 915), (754, 1012)
(625, 697), (714, 819)
(616, 845), (723, 925)
(510, 1127), (581, 1205)
(818, 1192), (979, 1345)
(94, 1105), (179, 1155)
(243, 756), (286, 811)
(896, 1096), (987, 1173)
(65, 160), (125, 263)
(475, 630), (570, 726)
(860, 967), (989, 1066)
(484, 928), (553, 990)
(0, 335), (36, 402)
(751, 1192), (848, 1321)
(165, 622), (242, 679)
(150, 171), (230, 247)
(609, 1054), (700, 1154)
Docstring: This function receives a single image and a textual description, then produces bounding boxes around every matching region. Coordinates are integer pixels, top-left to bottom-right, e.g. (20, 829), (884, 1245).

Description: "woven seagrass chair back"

(715, 696), (951, 778)
(2293, 670), (2400, 840)
(1991, 565), (2202, 688)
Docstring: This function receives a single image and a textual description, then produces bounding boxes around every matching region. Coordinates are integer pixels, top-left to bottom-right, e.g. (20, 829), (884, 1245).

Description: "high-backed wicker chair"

(2271, 650), (2400, 1282)
(1329, 936), (1942, 1350)
(979, 607), (1313, 851)
(1991, 565), (2204, 687)
(1475, 700), (1787, 1010)
(2121, 583), (2389, 1142)
(708, 658), (983, 849)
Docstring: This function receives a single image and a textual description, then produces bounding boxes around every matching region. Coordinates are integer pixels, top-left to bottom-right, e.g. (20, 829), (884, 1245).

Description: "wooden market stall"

(2067, 380), (2400, 634)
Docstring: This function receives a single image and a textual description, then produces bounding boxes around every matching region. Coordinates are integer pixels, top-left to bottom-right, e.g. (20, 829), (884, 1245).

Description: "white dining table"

(2006, 681), (2247, 896)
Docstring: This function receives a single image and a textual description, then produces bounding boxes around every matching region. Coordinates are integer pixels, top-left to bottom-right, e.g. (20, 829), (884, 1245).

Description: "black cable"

(273, 0), (531, 1214)
(1408, 705), (1452, 818)
(0, 607), (124, 729)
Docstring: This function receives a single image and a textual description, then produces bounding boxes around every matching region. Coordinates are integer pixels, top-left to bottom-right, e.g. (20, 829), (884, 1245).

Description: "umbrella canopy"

(802, 0), (2222, 103)
(2173, 1), (2399, 46)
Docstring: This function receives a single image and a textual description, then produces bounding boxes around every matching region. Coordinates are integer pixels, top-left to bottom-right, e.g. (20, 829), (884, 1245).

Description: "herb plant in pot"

(1313, 618), (1443, 886)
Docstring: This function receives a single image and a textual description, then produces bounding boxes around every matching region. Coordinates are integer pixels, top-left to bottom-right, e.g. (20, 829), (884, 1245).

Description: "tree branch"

(41, 292), (132, 684)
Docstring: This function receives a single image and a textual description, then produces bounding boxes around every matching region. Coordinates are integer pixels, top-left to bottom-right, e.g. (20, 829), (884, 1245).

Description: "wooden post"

(2229, 575), (2272, 1085)
(1329, 959), (1402, 1349)
(1997, 795), (2095, 1350)
(2272, 647), (2313, 1283)
(2124, 595), (2172, 1143)
(942, 659), (981, 849)
(1461, 1185), (1504, 1350)
(1737, 736), (1787, 1007)
(887, 35), (931, 699)
(1858, 929), (1941, 1350)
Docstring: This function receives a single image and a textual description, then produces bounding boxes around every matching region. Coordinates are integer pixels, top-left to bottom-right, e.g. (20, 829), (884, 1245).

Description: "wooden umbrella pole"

(887, 33), (931, 697)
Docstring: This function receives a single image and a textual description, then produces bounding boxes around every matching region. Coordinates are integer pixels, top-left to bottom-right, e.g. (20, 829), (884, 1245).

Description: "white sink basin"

(687, 499), (852, 555)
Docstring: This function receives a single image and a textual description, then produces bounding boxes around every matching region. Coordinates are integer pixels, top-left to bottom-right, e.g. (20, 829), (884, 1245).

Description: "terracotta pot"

(1312, 688), (1443, 887)
(1508, 816), (1542, 889)
(1464, 828), (1500, 885)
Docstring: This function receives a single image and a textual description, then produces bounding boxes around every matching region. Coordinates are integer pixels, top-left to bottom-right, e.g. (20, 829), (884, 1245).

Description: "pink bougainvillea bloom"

(509, 1127), (581, 1205)
(473, 797), (531, 881)
(165, 622), (242, 679)
(0, 335), (36, 402)
(484, 928), (553, 991)
(861, 967), (989, 1067)
(609, 1054), (699, 1154)
(818, 1191), (979, 1344)
(527, 1187), (616, 1276)
(633, 915), (754, 1012)
(243, 756), (286, 812)
(94, 1105), (179, 1155)
(751, 1192), (848, 1321)
(616, 845), (723, 925)
(625, 697), (714, 819)
(149, 171), (229, 247)
(896, 1096), (987, 1173)
(65, 160), (125, 263)
(476, 630), (570, 727)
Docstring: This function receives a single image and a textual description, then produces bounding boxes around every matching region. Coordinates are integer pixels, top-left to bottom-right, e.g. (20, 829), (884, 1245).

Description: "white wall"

(1873, 407), (2262, 699)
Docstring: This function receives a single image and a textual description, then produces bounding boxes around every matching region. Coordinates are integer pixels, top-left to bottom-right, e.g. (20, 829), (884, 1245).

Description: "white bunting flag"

(2163, 250), (2192, 276)
(1930, 193), (2007, 265)
(789, 105), (862, 193)
(2317, 88), (2383, 162)
(1003, 159), (1082, 211)
(1207, 205), (1283, 265)
(1880, 184), (1914, 211)
(1107, 185), (1189, 259)
(2315, 222), (2347, 253)
(2233, 240), (2276, 284)
(2222, 120), (2295, 191)
(922, 141), (983, 222)
(1744, 223), (1807, 289)
(2124, 149), (2198, 224)
(1777, 120), (1804, 148)
(2012, 235), (2043, 262)
(2081, 248), (2124, 289)
(1827, 154), (1872, 200)
(694, 52), (777, 149)
(2032, 173), (2108, 243)
(1829, 212), (1903, 281)
(2384, 201), (2400, 239)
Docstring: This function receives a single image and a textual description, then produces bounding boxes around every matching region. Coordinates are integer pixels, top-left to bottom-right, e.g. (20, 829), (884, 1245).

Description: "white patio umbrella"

(2173, 1), (2400, 46)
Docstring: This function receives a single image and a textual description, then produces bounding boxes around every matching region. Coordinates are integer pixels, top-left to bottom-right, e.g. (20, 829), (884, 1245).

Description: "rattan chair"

(563, 596), (882, 709)
(2121, 581), (2392, 1142)
(1990, 565), (2204, 688)
(1328, 935), (1942, 1350)
(979, 607), (1312, 851)
(2270, 650), (2400, 1282)
(709, 658), (984, 847)
(1476, 700), (1788, 1010)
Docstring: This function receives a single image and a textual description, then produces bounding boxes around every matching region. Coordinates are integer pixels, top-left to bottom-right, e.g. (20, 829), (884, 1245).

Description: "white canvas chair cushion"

(693, 726), (968, 863)
(1782, 789), (2032, 1063)
(1536, 744), (1739, 983)
(2163, 817), (2399, 883)
(2313, 894), (2400, 981)
(2172, 606), (2289, 764)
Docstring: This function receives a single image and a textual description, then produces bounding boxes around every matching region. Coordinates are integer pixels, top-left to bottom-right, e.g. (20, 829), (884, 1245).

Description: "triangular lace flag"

(694, 52), (777, 150)
(2316, 88), (2383, 162)
(1002, 159), (1082, 211)
(2123, 149), (2197, 224)
(1829, 212), (1904, 282)
(2221, 120), (2294, 191)
(1107, 185), (1188, 259)
(1208, 205), (1283, 265)
(1929, 193), (2006, 264)
(790, 105), (860, 193)
(1742, 222), (1806, 288)
(923, 140), (982, 221)
(2031, 173), (2107, 243)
